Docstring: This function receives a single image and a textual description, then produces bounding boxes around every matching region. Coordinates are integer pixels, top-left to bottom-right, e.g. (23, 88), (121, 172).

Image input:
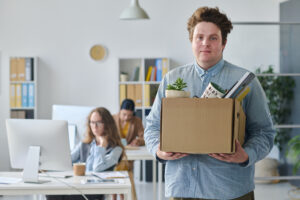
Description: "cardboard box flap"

(161, 98), (235, 153)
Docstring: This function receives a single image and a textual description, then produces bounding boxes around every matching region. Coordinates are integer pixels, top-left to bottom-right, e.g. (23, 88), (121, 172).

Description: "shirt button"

(192, 168), (196, 170)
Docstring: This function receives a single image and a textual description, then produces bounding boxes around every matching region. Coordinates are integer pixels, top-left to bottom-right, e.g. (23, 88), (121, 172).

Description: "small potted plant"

(165, 78), (190, 98)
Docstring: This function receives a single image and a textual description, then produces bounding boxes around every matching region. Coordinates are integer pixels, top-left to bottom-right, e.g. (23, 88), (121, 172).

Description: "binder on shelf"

(135, 84), (142, 107)
(150, 85), (159, 105)
(15, 84), (22, 108)
(17, 58), (26, 81)
(126, 84), (135, 101)
(145, 66), (152, 81)
(162, 58), (168, 78)
(25, 57), (34, 81)
(155, 59), (162, 82)
(22, 83), (28, 107)
(28, 83), (35, 107)
(223, 72), (255, 98)
(130, 66), (140, 81)
(144, 84), (150, 107)
(150, 66), (156, 81)
(139, 66), (143, 82)
(10, 84), (16, 108)
(10, 58), (18, 81)
(119, 84), (127, 105)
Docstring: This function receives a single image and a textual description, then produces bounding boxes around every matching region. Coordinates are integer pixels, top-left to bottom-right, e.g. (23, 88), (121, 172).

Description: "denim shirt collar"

(194, 59), (224, 79)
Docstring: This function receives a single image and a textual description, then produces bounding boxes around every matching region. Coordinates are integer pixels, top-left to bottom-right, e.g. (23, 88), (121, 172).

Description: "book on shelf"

(150, 85), (159, 105)
(119, 84), (127, 105)
(10, 58), (17, 81)
(223, 71), (255, 98)
(126, 84), (135, 101)
(130, 66), (140, 81)
(144, 84), (150, 107)
(155, 59), (162, 81)
(25, 57), (34, 81)
(126, 84), (142, 107)
(22, 83), (28, 107)
(145, 66), (152, 81)
(28, 83), (35, 107)
(17, 58), (26, 81)
(15, 83), (22, 108)
(139, 65), (143, 82)
(162, 58), (168, 78)
(150, 66), (156, 81)
(10, 84), (16, 107)
(135, 84), (142, 107)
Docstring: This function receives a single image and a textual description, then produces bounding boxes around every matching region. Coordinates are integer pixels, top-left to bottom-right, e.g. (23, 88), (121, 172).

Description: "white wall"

(0, 0), (281, 170)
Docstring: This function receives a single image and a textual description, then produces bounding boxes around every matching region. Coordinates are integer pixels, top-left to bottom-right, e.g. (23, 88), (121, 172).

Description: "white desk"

(0, 171), (131, 200)
(125, 146), (163, 200)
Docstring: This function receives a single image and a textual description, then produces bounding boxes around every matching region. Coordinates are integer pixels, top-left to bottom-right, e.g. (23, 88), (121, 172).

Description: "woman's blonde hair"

(82, 107), (126, 160)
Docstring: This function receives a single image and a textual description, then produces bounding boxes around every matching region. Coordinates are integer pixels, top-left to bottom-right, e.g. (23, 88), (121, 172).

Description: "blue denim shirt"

(144, 59), (275, 199)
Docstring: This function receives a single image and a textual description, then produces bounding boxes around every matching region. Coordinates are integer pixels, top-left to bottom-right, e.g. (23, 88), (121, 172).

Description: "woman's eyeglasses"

(89, 121), (104, 127)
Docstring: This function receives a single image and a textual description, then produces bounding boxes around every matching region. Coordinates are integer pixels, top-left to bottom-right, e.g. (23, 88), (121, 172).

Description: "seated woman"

(112, 99), (145, 200)
(113, 98), (144, 146)
(47, 107), (125, 200)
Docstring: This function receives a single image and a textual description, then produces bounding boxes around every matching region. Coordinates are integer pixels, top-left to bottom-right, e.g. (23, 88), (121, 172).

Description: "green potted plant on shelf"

(165, 78), (190, 98)
(286, 135), (300, 175)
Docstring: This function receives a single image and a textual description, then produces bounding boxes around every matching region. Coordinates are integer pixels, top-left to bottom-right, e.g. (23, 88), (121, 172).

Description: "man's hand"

(208, 140), (249, 163)
(156, 144), (188, 160)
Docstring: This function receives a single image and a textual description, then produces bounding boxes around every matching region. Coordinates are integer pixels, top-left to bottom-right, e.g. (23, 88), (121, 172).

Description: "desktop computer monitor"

(6, 119), (73, 183)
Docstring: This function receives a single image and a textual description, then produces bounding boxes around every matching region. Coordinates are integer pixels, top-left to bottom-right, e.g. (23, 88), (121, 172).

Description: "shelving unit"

(118, 57), (169, 124)
(9, 57), (38, 119)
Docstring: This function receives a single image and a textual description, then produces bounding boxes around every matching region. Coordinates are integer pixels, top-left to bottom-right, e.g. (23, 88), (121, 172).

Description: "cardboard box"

(160, 98), (245, 154)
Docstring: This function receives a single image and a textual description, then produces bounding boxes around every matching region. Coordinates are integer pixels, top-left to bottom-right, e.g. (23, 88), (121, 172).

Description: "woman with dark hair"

(47, 107), (125, 200)
(113, 99), (145, 146)
(112, 99), (145, 200)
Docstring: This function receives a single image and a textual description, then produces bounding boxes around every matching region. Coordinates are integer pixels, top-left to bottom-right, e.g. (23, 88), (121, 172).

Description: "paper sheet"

(0, 177), (22, 184)
(92, 171), (128, 179)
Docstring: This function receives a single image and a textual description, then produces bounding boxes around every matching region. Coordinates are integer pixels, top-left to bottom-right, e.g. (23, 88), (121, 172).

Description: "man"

(144, 7), (275, 200)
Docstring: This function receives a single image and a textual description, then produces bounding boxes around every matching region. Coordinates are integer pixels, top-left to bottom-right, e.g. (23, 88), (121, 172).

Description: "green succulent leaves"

(166, 78), (187, 91)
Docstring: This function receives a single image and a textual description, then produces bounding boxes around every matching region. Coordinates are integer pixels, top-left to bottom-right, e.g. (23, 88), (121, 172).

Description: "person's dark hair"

(187, 7), (233, 44)
(120, 99), (135, 111)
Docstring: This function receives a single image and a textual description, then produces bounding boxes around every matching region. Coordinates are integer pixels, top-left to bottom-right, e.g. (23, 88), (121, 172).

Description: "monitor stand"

(23, 146), (49, 184)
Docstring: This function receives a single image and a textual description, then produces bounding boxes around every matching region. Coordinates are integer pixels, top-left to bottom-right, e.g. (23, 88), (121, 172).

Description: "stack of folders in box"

(222, 71), (255, 101)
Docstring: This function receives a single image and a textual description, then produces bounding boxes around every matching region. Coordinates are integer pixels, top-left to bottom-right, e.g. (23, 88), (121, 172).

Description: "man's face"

(192, 22), (226, 70)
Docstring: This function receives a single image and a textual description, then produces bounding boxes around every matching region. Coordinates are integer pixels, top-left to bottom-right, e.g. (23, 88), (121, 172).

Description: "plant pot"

(165, 90), (190, 98)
